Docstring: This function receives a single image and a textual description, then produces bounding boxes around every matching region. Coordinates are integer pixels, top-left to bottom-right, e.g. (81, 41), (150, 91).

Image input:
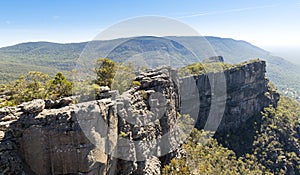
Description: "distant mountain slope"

(168, 36), (300, 99)
(0, 42), (85, 70)
(0, 36), (299, 99)
(204, 37), (300, 99)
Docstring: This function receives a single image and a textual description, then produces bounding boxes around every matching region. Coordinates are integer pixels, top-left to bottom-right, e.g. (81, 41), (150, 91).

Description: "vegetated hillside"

(169, 36), (300, 100)
(0, 42), (84, 69)
(164, 96), (300, 175)
(103, 36), (201, 68)
(0, 42), (85, 83)
(0, 61), (60, 83)
(1, 36), (299, 100)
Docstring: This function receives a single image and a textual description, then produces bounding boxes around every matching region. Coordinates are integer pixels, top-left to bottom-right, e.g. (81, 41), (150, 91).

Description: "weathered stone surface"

(0, 92), (118, 175)
(0, 60), (279, 174)
(144, 156), (161, 175)
(0, 140), (34, 175)
(20, 99), (45, 114)
(115, 67), (179, 174)
(181, 60), (280, 131)
(100, 86), (110, 92)
(203, 56), (224, 63)
(45, 96), (76, 109)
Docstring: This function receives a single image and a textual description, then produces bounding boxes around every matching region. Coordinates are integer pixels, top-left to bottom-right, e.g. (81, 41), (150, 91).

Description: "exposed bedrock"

(0, 60), (279, 174)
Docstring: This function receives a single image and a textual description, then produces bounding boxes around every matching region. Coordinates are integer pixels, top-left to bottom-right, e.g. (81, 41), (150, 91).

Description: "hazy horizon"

(1, 0), (300, 49)
(1, 0), (299, 64)
(266, 46), (300, 65)
(1, 35), (299, 66)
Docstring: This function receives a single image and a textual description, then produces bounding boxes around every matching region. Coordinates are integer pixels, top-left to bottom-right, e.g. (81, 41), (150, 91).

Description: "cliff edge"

(0, 60), (279, 175)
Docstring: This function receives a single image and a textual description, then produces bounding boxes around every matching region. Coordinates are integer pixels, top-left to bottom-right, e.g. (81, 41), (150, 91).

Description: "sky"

(1, 0), (300, 50)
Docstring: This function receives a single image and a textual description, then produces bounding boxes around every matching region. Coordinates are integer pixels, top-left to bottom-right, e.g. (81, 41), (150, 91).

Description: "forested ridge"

(1, 36), (300, 101)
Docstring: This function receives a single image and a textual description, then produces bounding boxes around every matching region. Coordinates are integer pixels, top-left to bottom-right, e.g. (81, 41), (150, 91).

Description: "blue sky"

(1, 0), (300, 48)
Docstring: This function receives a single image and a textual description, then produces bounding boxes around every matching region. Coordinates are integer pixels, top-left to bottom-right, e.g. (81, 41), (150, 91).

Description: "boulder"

(203, 56), (224, 63)
(20, 99), (45, 114)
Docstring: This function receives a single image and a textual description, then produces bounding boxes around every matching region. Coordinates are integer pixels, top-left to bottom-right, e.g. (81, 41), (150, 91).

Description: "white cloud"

(178, 4), (280, 19)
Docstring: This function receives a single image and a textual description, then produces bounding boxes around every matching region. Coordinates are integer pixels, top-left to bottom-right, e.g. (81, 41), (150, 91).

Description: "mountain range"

(0, 36), (299, 99)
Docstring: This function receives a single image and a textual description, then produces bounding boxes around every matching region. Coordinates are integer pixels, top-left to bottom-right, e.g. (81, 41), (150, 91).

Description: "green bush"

(0, 71), (72, 107)
(47, 72), (72, 100)
(162, 129), (270, 175)
(111, 63), (136, 93)
(119, 131), (129, 137)
(9, 71), (50, 105)
(95, 58), (116, 88)
(131, 81), (141, 88)
(252, 96), (300, 174)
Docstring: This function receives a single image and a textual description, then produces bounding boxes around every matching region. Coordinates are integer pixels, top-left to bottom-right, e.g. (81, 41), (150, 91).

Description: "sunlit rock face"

(0, 60), (279, 175)
(190, 60), (279, 131)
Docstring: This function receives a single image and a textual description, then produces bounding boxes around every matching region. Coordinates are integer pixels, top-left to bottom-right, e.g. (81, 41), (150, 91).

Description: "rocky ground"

(0, 60), (279, 175)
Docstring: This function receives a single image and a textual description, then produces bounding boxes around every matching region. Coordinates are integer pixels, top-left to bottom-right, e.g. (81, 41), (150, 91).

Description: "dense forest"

(163, 96), (300, 174)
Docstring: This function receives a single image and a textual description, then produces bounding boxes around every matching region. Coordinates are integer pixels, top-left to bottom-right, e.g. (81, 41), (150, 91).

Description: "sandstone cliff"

(0, 60), (279, 175)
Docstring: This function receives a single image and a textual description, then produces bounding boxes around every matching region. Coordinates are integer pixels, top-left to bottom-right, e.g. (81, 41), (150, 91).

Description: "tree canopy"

(95, 58), (116, 88)
(0, 71), (72, 107)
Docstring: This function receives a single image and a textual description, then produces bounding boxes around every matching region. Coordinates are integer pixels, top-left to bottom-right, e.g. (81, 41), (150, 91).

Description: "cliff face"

(187, 61), (279, 131)
(0, 60), (279, 175)
(116, 68), (179, 174)
(0, 98), (118, 175)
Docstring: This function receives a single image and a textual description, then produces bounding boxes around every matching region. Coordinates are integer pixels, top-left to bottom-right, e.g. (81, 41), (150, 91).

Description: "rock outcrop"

(203, 56), (224, 63)
(0, 60), (279, 174)
(115, 67), (179, 174)
(0, 92), (118, 175)
(187, 60), (280, 131)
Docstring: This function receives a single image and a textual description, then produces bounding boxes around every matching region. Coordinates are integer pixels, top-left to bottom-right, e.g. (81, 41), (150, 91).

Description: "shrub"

(47, 72), (72, 100)
(95, 58), (116, 88)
